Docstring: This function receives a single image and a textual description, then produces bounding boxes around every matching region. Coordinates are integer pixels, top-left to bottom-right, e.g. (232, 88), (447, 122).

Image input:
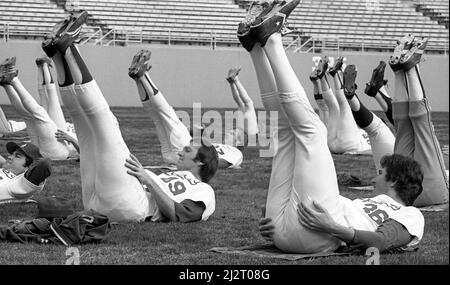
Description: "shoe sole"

(343, 65), (357, 97)
(328, 57), (343, 77)
(389, 34), (414, 69)
(62, 11), (89, 36)
(399, 39), (428, 71)
(227, 66), (242, 81)
(317, 57), (329, 79)
(364, 62), (385, 97)
(128, 50), (152, 78)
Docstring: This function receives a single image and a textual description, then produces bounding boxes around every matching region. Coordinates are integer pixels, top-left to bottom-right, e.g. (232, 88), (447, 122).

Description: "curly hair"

(380, 154), (424, 206)
(194, 143), (219, 183)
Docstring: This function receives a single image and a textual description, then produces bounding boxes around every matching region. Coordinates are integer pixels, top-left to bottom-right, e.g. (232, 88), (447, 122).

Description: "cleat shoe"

(389, 34), (415, 72)
(343, 64), (358, 99)
(250, 0), (301, 47)
(242, 1), (272, 26)
(0, 57), (16, 71)
(226, 66), (242, 83)
(316, 56), (329, 79)
(42, 10), (88, 57)
(399, 37), (428, 71)
(128, 49), (152, 79)
(35, 56), (53, 68)
(252, 0), (301, 27)
(42, 18), (71, 57)
(328, 56), (343, 77)
(0, 57), (18, 86)
(364, 61), (386, 97)
(47, 10), (89, 54)
(237, 1), (272, 52)
(237, 23), (256, 52)
(309, 69), (320, 81)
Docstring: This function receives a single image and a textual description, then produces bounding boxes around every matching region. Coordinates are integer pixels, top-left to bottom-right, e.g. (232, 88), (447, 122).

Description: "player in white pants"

(241, 1), (425, 254)
(128, 50), (250, 169)
(310, 56), (371, 154)
(0, 57), (77, 160)
(42, 11), (219, 222)
(343, 40), (448, 207)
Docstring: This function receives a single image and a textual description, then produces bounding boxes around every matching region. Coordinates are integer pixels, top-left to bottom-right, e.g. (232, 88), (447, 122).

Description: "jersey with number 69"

(213, 143), (243, 169)
(339, 194), (424, 247)
(143, 170), (215, 222)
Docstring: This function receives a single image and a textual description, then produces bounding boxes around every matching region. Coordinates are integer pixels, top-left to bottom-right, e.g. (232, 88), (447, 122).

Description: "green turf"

(0, 106), (448, 265)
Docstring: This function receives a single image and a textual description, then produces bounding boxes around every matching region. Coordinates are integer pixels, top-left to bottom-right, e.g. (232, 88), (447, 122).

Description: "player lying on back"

(0, 57), (78, 160)
(310, 56), (371, 154)
(342, 37), (448, 207)
(40, 10), (218, 222)
(239, 0), (426, 253)
(0, 142), (51, 202)
(128, 50), (257, 169)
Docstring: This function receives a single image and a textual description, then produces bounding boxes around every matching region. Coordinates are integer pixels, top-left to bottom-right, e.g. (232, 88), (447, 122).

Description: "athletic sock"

(351, 96), (374, 128)
(24, 158), (52, 186)
(60, 57), (74, 87)
(144, 73), (159, 96)
(69, 45), (93, 84)
(378, 91), (394, 125)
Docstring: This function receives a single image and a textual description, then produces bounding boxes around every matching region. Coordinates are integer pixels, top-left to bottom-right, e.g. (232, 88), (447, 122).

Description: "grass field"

(0, 105), (448, 265)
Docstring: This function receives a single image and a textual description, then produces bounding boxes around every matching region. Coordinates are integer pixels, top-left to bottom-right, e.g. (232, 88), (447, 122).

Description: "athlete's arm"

(297, 201), (414, 251)
(125, 154), (177, 221)
(55, 129), (80, 154)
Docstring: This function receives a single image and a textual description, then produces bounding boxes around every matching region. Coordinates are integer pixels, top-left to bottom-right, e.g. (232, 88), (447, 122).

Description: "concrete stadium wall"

(0, 41), (448, 111)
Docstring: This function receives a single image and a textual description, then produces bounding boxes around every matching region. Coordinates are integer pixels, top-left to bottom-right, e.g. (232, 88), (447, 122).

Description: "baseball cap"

(6, 142), (43, 161)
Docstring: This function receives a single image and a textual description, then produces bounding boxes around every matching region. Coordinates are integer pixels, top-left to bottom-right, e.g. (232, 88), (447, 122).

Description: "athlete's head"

(372, 154), (423, 206)
(4, 142), (42, 175)
(176, 140), (218, 183)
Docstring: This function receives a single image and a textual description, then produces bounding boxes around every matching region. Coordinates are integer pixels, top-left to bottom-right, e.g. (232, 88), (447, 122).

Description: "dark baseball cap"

(6, 142), (43, 161)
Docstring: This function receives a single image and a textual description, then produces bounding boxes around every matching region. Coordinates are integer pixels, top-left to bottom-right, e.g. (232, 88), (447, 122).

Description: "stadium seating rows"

(0, 0), (448, 52)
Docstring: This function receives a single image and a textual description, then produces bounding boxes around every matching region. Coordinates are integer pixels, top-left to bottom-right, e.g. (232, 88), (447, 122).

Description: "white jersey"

(0, 168), (16, 185)
(339, 194), (424, 247)
(213, 143), (243, 169)
(144, 170), (215, 222)
(0, 168), (45, 201)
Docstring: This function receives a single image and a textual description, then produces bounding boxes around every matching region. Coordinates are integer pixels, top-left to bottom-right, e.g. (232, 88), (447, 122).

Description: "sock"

(144, 73), (159, 95)
(60, 57), (74, 87)
(24, 158), (52, 186)
(69, 45), (93, 84)
(351, 97), (374, 128)
(378, 91), (394, 125)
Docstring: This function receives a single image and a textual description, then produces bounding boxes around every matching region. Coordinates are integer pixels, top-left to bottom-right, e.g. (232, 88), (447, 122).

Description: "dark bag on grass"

(0, 210), (112, 245)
